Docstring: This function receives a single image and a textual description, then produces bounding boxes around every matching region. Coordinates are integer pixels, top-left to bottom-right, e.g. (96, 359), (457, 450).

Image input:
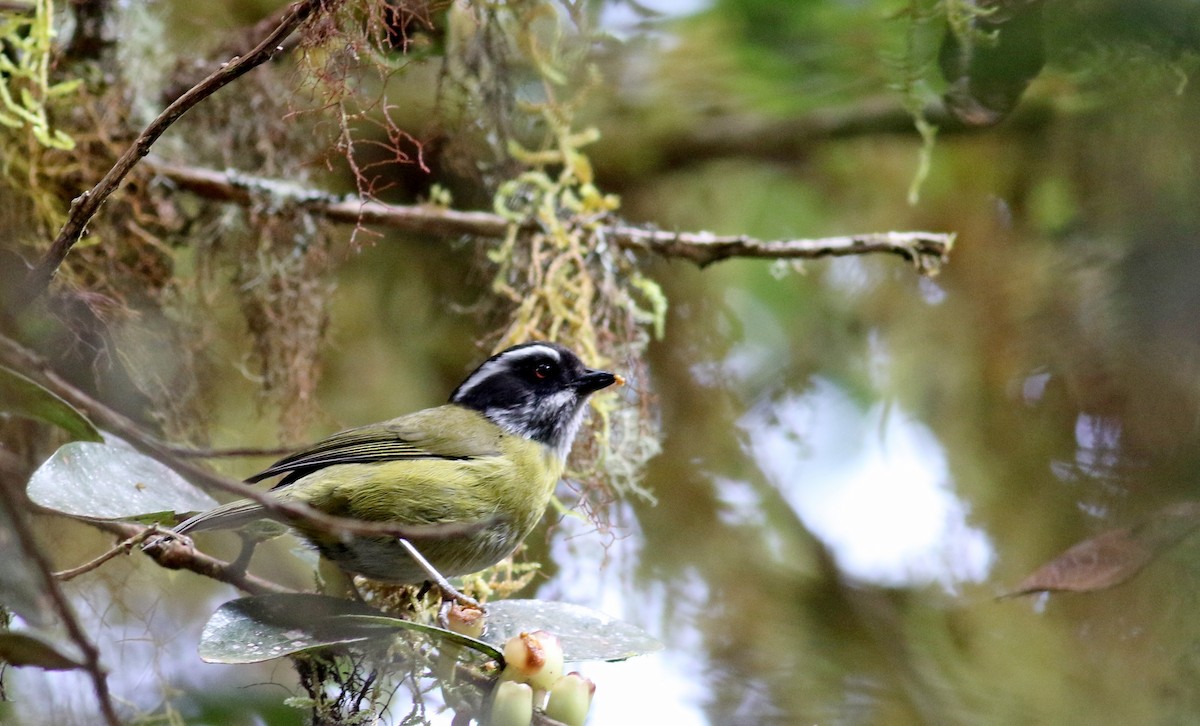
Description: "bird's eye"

(533, 362), (554, 379)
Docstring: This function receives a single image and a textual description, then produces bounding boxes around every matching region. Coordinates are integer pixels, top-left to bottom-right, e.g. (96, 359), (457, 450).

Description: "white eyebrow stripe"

(451, 344), (562, 401)
(498, 344), (561, 364)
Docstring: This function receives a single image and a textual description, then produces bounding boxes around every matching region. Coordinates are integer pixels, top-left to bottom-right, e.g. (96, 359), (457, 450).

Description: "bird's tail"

(174, 499), (268, 534)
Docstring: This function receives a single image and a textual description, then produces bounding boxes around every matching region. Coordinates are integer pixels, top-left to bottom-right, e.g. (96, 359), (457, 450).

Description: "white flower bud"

(544, 672), (595, 726)
(490, 681), (533, 726)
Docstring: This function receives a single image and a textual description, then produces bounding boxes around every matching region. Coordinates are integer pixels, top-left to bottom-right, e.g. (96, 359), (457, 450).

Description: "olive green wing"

(248, 405), (502, 488)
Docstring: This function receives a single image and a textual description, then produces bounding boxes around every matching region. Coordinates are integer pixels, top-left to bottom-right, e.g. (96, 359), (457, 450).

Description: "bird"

(173, 342), (620, 586)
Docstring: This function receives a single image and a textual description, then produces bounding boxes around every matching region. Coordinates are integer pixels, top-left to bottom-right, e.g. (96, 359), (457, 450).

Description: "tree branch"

(605, 227), (953, 272)
(12, 0), (333, 312)
(0, 333), (500, 547)
(62, 0), (113, 63)
(638, 95), (1055, 176)
(2, 422), (291, 595)
(145, 159), (955, 273)
(157, 1), (312, 105)
(52, 524), (161, 582)
(85, 520), (290, 596)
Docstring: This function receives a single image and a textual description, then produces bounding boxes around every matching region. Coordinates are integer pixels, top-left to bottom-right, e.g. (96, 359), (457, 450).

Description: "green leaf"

(200, 595), (662, 662)
(0, 366), (101, 442)
(480, 600), (663, 663)
(0, 632), (83, 671)
(197, 595), (661, 666)
(200, 594), (503, 664)
(0, 500), (52, 627)
(198, 594), (390, 664)
(335, 614), (503, 661)
(26, 439), (218, 520)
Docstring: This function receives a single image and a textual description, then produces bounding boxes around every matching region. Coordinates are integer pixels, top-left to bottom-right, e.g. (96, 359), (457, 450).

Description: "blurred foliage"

(5, 0), (1200, 723)
(0, 0), (77, 149)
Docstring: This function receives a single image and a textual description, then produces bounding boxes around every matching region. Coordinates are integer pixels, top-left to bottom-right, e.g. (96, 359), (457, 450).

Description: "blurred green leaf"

(0, 501), (52, 628)
(0, 366), (101, 442)
(26, 439), (218, 520)
(0, 631), (83, 670)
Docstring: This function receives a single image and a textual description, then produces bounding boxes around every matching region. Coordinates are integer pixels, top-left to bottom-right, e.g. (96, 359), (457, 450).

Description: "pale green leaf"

(197, 594), (660, 666)
(200, 594), (503, 664)
(198, 594), (386, 664)
(26, 439), (217, 520)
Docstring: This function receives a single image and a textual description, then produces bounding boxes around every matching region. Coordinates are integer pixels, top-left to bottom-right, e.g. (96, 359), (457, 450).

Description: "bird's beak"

(575, 369), (619, 393)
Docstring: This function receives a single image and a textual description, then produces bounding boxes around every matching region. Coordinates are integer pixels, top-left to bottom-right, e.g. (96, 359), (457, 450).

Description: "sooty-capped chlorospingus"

(174, 342), (620, 585)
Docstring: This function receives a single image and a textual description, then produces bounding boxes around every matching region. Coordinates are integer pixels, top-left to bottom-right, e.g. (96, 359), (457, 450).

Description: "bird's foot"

(436, 583), (481, 629)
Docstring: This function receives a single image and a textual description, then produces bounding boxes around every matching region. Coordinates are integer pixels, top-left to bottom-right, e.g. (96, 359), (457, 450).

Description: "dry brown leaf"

(1005, 501), (1200, 597)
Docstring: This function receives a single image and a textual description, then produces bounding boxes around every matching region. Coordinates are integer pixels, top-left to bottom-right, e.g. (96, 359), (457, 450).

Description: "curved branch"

(145, 159), (955, 273)
(0, 333), (499, 546)
(13, 0), (332, 312)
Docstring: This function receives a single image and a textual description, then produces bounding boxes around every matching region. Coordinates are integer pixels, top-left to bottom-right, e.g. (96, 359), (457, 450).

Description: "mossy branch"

(11, 0), (334, 313)
(144, 159), (955, 273)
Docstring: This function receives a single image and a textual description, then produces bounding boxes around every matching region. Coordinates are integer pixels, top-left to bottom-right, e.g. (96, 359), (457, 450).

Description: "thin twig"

(13, 0), (333, 312)
(0, 481), (122, 725)
(145, 159), (955, 273)
(53, 524), (162, 582)
(17, 491), (287, 593)
(147, 158), (512, 237)
(88, 520), (289, 595)
(159, 1), (309, 102)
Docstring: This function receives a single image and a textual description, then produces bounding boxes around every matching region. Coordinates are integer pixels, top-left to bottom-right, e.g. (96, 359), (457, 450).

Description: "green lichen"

(466, 2), (662, 505)
(0, 0), (78, 150)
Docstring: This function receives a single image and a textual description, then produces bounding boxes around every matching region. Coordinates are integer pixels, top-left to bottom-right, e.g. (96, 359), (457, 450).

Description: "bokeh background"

(7, 0), (1200, 723)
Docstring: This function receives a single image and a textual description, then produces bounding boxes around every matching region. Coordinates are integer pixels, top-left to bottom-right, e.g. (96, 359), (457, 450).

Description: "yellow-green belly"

(281, 443), (560, 583)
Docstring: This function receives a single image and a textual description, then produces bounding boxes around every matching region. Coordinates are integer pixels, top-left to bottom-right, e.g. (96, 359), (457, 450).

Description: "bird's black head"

(450, 342), (618, 459)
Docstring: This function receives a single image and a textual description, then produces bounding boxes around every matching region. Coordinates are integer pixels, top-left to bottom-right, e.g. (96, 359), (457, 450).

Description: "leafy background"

(5, 0), (1200, 723)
